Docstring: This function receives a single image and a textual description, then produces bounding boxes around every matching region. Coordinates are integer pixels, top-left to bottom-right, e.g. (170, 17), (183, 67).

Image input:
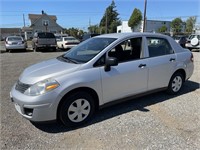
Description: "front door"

(100, 37), (149, 104)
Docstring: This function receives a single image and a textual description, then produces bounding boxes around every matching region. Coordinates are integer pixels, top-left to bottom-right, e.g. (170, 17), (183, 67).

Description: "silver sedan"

(10, 33), (194, 127)
(5, 36), (27, 52)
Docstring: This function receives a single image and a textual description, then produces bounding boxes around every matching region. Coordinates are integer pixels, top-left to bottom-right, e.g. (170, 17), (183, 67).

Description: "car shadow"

(31, 80), (199, 133)
(0, 49), (33, 53)
(39, 48), (65, 53)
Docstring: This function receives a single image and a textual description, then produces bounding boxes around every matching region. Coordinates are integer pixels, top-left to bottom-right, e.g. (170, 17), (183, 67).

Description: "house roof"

(29, 14), (57, 24)
(0, 28), (22, 34)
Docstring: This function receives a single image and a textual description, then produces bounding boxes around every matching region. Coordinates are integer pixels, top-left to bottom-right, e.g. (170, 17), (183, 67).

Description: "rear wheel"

(59, 91), (95, 127)
(167, 72), (184, 95)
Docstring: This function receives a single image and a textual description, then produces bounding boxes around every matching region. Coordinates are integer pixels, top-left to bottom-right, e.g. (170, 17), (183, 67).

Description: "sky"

(0, 0), (199, 31)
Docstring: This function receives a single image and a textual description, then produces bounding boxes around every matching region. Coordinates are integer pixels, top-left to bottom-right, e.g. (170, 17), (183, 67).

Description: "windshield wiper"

(57, 56), (78, 64)
(64, 56), (79, 64)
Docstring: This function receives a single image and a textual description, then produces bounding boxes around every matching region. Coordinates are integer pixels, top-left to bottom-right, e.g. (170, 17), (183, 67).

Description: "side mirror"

(104, 57), (118, 72)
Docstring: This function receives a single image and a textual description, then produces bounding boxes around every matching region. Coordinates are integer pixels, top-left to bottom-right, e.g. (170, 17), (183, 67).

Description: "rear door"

(145, 37), (177, 90)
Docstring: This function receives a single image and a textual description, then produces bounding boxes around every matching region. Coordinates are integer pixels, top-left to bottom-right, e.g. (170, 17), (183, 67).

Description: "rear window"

(64, 37), (76, 41)
(7, 37), (22, 41)
(38, 33), (55, 38)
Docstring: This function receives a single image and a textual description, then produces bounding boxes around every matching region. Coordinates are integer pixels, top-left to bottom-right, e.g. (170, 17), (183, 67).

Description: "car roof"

(96, 32), (169, 39)
(7, 36), (22, 38)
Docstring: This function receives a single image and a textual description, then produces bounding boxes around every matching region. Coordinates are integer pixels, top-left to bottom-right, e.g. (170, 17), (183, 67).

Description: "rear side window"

(38, 33), (55, 38)
(147, 37), (174, 57)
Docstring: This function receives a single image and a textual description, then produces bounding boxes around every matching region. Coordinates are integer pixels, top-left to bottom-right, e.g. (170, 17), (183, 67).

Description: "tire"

(52, 47), (56, 52)
(167, 72), (184, 95)
(59, 91), (95, 127)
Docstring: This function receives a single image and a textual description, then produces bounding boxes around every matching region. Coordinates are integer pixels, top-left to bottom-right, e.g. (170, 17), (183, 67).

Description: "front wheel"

(59, 92), (95, 127)
(167, 72), (184, 95)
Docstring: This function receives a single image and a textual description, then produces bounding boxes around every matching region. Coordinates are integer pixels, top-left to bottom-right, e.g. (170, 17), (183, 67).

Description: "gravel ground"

(1, 49), (200, 150)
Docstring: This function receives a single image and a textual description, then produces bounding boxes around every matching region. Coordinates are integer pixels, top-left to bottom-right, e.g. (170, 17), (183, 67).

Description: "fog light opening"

(24, 108), (33, 116)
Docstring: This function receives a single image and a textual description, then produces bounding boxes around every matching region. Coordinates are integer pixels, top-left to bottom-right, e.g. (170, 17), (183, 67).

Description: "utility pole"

(143, 0), (147, 32)
(23, 14), (25, 27)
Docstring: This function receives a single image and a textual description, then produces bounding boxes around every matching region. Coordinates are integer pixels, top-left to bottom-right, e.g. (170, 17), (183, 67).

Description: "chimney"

(42, 10), (44, 14)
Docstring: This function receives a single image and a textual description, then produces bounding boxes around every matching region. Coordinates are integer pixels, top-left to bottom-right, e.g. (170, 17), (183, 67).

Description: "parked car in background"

(57, 36), (80, 50)
(5, 36), (27, 52)
(185, 34), (200, 50)
(174, 35), (187, 48)
(10, 33), (194, 127)
(32, 32), (57, 52)
(54, 33), (68, 41)
(81, 33), (100, 42)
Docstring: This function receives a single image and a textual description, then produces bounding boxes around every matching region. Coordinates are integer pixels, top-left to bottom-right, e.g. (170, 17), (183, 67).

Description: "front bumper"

(185, 43), (200, 49)
(10, 84), (61, 122)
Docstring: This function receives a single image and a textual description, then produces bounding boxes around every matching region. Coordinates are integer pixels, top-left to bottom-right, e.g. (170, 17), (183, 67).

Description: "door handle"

(138, 64), (146, 68)
(170, 58), (176, 62)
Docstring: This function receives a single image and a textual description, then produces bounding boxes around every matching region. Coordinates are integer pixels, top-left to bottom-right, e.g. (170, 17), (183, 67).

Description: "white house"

(117, 20), (171, 33)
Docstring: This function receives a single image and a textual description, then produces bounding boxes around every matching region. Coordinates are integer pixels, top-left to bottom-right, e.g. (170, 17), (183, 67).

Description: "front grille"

(15, 80), (30, 93)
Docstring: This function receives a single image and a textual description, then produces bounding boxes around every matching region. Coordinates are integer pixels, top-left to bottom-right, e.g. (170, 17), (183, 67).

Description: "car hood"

(19, 58), (81, 84)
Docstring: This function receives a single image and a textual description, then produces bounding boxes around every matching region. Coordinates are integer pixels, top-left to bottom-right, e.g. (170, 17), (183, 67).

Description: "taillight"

(190, 53), (194, 62)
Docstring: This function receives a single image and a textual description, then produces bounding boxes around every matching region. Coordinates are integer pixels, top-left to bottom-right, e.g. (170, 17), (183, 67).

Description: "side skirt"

(99, 87), (167, 109)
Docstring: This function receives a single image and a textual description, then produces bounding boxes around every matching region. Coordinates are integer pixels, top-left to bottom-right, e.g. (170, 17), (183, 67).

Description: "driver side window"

(108, 37), (142, 63)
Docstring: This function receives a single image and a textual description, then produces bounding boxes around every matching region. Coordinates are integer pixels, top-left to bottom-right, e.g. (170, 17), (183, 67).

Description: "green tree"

(186, 16), (196, 34)
(64, 28), (84, 39)
(99, 0), (121, 33)
(171, 18), (183, 35)
(88, 25), (100, 34)
(158, 25), (168, 33)
(128, 8), (142, 31)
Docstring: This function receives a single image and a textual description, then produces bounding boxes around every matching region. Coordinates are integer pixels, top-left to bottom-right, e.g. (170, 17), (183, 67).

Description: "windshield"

(62, 37), (116, 63)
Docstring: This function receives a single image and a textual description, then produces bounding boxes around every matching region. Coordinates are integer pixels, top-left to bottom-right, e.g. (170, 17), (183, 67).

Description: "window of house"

(42, 20), (49, 26)
(147, 37), (174, 57)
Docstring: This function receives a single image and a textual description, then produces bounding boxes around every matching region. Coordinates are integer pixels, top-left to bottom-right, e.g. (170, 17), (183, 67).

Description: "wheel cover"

(172, 76), (182, 92)
(68, 99), (91, 123)
(191, 38), (199, 46)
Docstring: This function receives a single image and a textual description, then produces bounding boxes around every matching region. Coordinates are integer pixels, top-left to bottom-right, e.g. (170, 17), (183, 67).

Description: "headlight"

(24, 78), (59, 96)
